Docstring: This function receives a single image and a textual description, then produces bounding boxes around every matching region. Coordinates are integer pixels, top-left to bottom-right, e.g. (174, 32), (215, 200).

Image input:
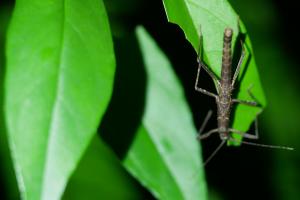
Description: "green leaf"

(63, 136), (143, 200)
(162, 0), (266, 144)
(5, 0), (115, 199)
(0, 4), (20, 200)
(124, 27), (207, 200)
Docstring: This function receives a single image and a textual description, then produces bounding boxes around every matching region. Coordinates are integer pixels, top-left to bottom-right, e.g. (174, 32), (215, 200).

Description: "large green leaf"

(124, 27), (207, 200)
(62, 136), (143, 200)
(162, 0), (266, 144)
(5, 0), (115, 199)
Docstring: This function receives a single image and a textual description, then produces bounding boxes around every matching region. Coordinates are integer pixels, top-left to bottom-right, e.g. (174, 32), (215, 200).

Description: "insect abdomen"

(217, 96), (231, 134)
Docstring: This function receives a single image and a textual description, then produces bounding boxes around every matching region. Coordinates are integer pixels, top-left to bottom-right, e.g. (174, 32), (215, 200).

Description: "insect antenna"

(203, 140), (226, 166)
(240, 140), (294, 151)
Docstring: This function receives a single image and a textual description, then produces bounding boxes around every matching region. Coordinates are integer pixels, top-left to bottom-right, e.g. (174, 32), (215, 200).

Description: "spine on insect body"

(221, 28), (233, 87)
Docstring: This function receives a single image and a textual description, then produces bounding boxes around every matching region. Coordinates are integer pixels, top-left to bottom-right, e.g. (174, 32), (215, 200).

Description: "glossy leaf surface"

(124, 27), (207, 200)
(5, 0), (115, 199)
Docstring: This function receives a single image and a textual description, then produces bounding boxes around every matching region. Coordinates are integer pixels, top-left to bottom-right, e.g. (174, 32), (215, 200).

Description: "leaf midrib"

(130, 125), (185, 200)
(41, 1), (66, 199)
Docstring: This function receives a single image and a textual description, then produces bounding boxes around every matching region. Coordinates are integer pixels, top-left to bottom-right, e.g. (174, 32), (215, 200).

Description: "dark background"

(1, 0), (299, 199)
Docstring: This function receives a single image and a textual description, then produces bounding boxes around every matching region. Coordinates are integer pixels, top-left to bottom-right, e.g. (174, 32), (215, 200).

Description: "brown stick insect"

(195, 27), (293, 165)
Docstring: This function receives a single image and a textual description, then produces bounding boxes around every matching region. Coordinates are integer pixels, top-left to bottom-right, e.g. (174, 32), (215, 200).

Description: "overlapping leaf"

(124, 27), (207, 200)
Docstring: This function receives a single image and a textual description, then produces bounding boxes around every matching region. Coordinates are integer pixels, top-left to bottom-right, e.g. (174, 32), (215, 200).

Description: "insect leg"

(198, 110), (213, 135)
(228, 129), (258, 139)
(197, 128), (219, 140)
(246, 84), (260, 105)
(197, 60), (220, 85)
(203, 140), (226, 166)
(229, 120), (294, 150)
(228, 118), (259, 140)
(197, 26), (220, 84)
(195, 62), (218, 98)
(231, 40), (245, 87)
(232, 84), (259, 106)
(195, 26), (219, 98)
(232, 99), (257, 106)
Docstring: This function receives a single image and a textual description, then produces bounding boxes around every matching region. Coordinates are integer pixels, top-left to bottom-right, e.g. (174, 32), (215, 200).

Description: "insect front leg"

(195, 63), (218, 98)
(231, 40), (260, 107)
(195, 26), (219, 98)
(231, 40), (246, 87)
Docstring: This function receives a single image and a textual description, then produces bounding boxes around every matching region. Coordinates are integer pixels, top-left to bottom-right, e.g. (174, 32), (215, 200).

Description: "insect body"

(217, 28), (234, 140)
(195, 27), (293, 164)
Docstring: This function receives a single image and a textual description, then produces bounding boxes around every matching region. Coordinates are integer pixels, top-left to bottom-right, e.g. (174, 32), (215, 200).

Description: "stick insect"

(195, 28), (293, 165)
